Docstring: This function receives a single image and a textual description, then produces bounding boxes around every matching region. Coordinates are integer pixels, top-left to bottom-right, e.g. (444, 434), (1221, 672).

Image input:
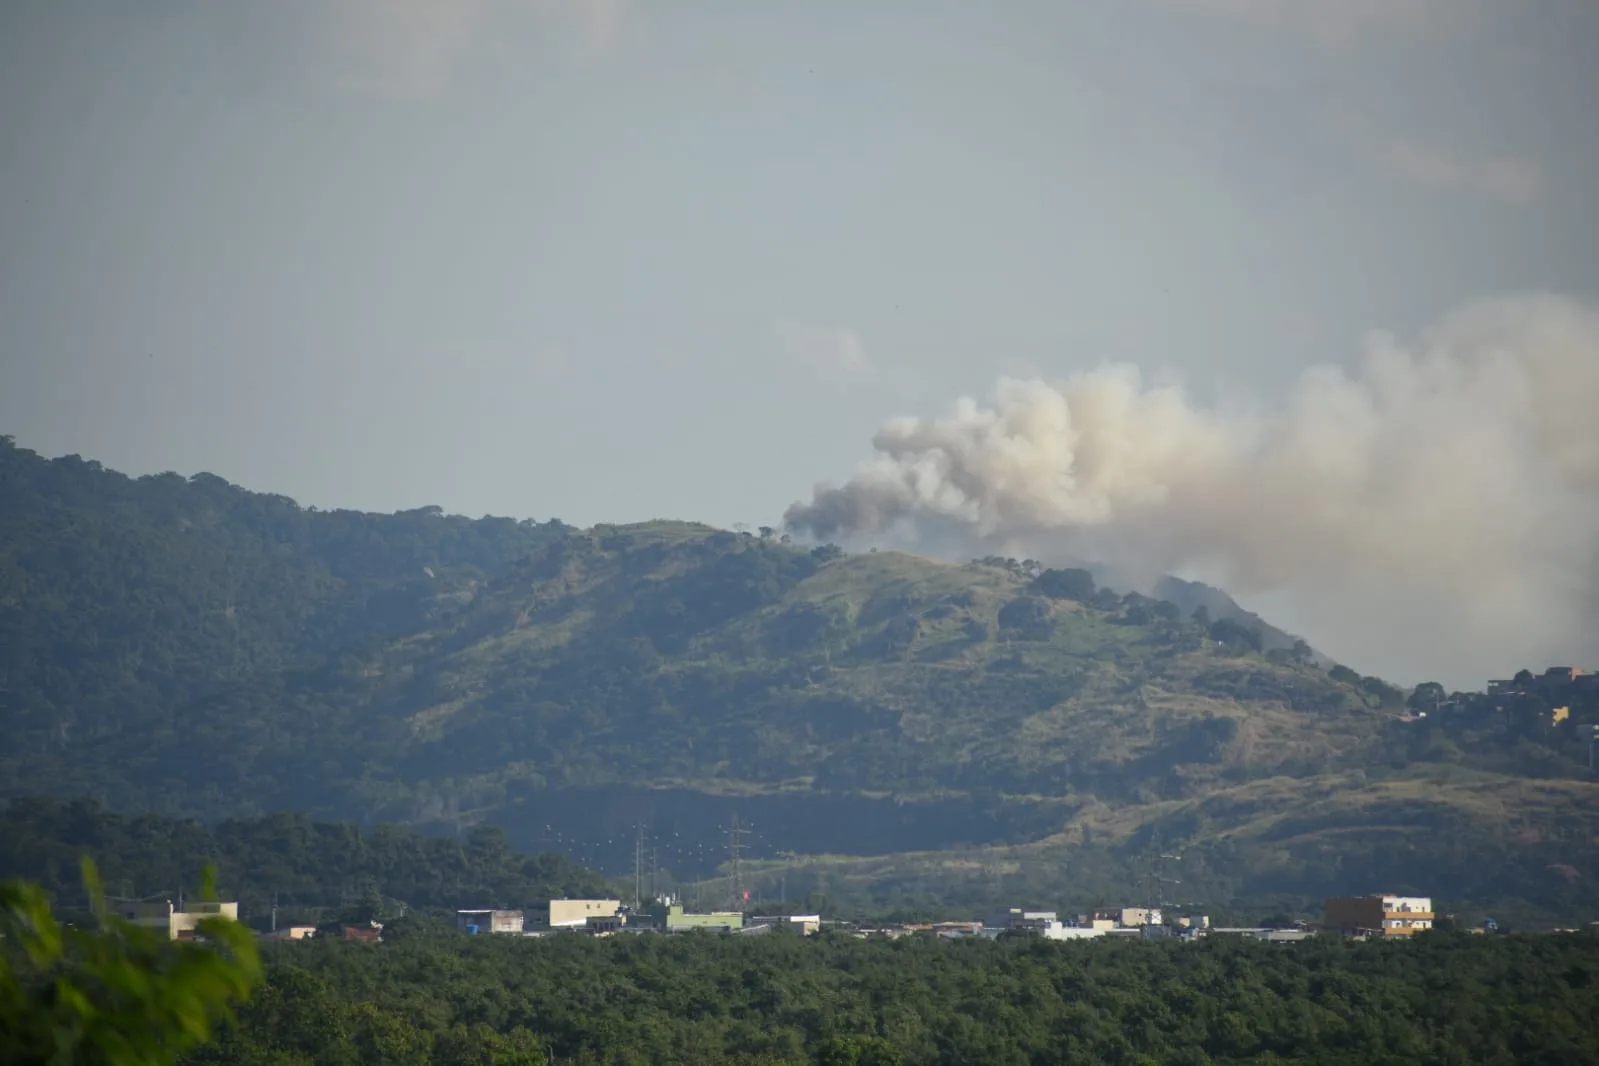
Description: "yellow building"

(122, 899), (240, 940)
(1324, 894), (1433, 937)
(544, 898), (621, 928)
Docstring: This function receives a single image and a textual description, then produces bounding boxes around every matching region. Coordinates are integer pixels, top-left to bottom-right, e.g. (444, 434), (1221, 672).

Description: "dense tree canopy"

(0, 799), (614, 924)
(187, 928), (1599, 1066)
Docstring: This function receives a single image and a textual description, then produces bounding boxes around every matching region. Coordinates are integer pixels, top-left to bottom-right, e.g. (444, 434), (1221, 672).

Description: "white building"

(985, 908), (1113, 941)
(986, 908), (1058, 931)
(1324, 895), (1433, 937)
(456, 909), (525, 935)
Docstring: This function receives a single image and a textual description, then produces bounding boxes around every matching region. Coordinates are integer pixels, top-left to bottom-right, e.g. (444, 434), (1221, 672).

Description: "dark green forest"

(184, 928), (1599, 1066)
(0, 798), (612, 926)
(0, 436), (568, 817)
(0, 434), (1398, 825)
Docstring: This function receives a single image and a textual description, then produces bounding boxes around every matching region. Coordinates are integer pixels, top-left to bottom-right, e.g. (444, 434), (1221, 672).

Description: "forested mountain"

(2, 437), (1597, 919)
(0, 436), (567, 813)
(0, 797), (613, 924)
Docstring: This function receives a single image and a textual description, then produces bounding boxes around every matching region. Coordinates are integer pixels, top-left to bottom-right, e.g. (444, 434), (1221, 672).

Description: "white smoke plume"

(784, 294), (1599, 687)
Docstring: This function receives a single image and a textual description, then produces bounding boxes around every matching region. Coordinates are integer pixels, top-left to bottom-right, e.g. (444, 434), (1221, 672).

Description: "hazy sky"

(3, 0), (1596, 537)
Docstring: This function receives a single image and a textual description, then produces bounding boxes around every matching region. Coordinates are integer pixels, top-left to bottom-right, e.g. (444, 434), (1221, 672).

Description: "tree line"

(0, 798), (614, 926)
(9, 849), (1599, 1066)
(198, 922), (1599, 1066)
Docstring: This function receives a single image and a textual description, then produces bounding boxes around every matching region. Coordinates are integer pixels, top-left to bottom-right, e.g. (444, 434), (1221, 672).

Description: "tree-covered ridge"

(0, 436), (564, 732)
(1396, 667), (1599, 773)
(1, 436), (566, 812)
(0, 436), (1396, 820)
(188, 928), (1599, 1066)
(0, 798), (613, 922)
(3, 438), (1598, 920)
(344, 527), (1395, 804)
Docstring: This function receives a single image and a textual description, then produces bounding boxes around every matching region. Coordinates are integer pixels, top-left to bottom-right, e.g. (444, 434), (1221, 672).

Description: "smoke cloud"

(784, 294), (1599, 687)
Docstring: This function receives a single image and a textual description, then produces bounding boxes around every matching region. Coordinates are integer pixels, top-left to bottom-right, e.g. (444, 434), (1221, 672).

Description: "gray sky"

(2, 0), (1596, 535)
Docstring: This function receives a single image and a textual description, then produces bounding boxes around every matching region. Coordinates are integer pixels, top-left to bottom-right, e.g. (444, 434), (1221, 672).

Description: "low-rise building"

(1261, 929), (1315, 943)
(457, 909), (525, 935)
(1324, 894), (1433, 937)
(541, 899), (622, 929)
(987, 909), (1116, 941)
(855, 924), (916, 939)
(584, 913), (632, 935)
(664, 904), (743, 932)
(1119, 907), (1162, 928)
(1202, 927), (1313, 943)
(123, 899), (240, 941)
(749, 914), (821, 936)
(986, 908), (1058, 932)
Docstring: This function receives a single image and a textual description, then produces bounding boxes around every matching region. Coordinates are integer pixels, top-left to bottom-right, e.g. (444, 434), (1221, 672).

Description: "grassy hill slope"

(2, 437), (1596, 918)
(352, 523), (1384, 801)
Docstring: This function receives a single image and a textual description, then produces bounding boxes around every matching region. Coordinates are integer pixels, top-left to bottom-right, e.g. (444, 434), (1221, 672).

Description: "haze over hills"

(2, 435), (1597, 919)
(785, 294), (1599, 688)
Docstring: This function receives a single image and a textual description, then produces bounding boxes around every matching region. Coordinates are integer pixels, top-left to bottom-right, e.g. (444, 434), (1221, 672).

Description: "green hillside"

(0, 797), (613, 923)
(2, 436), (1597, 918)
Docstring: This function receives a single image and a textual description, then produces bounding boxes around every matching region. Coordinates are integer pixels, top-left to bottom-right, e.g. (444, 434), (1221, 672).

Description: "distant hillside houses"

(1408, 666), (1599, 747)
(285, 894), (1523, 947)
(450, 898), (756, 937)
(1484, 667), (1599, 698)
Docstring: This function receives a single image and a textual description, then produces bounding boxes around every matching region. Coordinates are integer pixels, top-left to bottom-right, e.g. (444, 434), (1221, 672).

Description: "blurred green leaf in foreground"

(0, 858), (261, 1066)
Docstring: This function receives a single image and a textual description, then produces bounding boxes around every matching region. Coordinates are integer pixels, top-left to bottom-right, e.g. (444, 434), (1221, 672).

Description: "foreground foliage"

(192, 928), (1599, 1066)
(1, 861), (260, 1066)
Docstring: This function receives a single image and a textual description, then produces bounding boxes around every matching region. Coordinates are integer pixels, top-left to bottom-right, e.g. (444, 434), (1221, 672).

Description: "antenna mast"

(727, 812), (744, 909)
(632, 824), (645, 911)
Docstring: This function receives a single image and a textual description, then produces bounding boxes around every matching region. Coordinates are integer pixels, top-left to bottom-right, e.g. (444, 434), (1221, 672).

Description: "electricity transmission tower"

(1146, 851), (1181, 921)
